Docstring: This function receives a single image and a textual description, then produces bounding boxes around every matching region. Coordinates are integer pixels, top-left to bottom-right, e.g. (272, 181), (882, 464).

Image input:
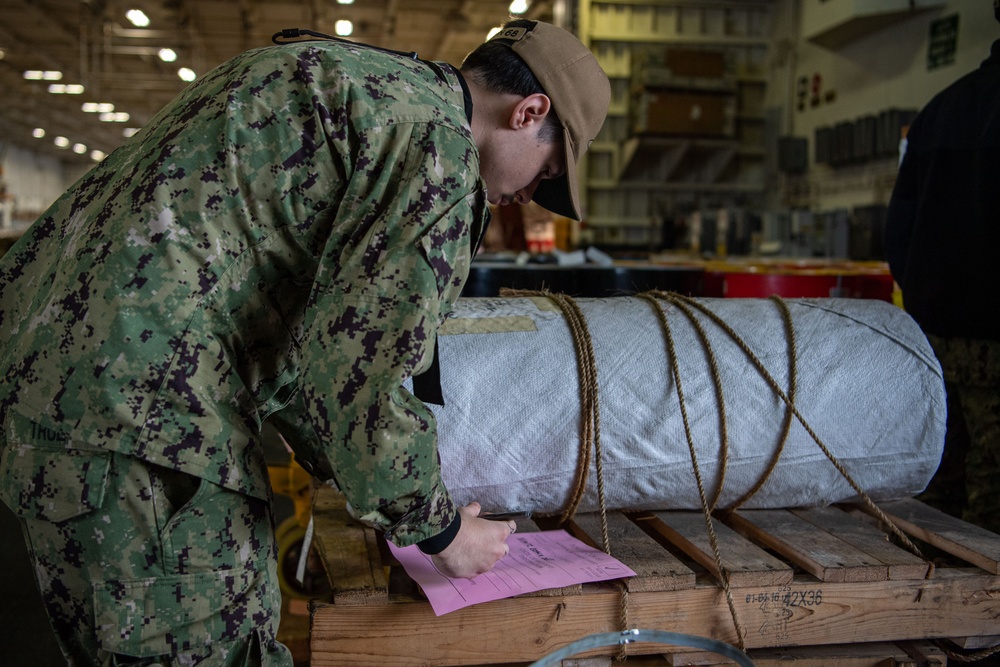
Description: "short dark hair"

(460, 18), (563, 143)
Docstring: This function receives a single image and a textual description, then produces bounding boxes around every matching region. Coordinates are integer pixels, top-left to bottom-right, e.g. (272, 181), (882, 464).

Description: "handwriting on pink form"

(388, 529), (636, 615)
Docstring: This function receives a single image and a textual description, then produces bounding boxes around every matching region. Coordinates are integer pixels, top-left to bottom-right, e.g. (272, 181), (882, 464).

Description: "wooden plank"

(310, 569), (1000, 666)
(387, 562), (420, 598)
(311, 485), (388, 604)
(666, 648), (736, 665)
(749, 641), (945, 667)
(877, 499), (1000, 574)
(790, 507), (930, 580)
(639, 510), (792, 588)
(724, 509), (886, 583)
(891, 640), (947, 666)
(946, 633), (1000, 650)
(480, 642), (952, 667)
(564, 658), (701, 667)
(560, 658), (664, 667)
(569, 512), (696, 592)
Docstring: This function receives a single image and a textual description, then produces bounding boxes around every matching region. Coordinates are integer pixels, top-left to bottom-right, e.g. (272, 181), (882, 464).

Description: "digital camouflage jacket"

(0, 40), (488, 546)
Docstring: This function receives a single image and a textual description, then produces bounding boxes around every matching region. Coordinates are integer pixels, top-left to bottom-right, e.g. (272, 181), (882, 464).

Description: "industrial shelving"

(577, 0), (774, 250)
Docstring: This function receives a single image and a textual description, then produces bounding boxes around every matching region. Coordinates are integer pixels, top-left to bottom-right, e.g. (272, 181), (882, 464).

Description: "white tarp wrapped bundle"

(426, 296), (945, 515)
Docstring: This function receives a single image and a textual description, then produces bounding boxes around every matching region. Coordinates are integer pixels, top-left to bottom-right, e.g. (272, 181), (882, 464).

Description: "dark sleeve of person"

(416, 513), (461, 554)
(885, 117), (924, 291)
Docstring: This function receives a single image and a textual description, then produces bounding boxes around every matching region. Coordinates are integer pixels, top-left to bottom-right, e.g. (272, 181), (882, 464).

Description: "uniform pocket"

(93, 568), (267, 659)
(0, 412), (111, 523)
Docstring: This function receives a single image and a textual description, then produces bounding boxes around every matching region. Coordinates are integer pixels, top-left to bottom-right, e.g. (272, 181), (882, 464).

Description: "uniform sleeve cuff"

(416, 513), (461, 555)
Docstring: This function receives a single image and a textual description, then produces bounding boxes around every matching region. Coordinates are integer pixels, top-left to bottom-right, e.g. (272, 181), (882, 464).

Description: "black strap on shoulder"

(412, 338), (445, 406)
(272, 28), (419, 60)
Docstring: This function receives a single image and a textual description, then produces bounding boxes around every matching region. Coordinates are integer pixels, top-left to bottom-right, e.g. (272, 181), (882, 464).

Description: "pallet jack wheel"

(275, 514), (300, 544)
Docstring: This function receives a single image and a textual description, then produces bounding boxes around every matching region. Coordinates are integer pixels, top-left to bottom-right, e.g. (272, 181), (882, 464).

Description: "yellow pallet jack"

(268, 453), (331, 600)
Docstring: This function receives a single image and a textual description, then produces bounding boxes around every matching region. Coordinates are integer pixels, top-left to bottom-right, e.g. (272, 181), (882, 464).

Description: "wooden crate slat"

(724, 509), (888, 583)
(639, 510), (793, 588)
(666, 648), (737, 665)
(311, 487), (388, 604)
(555, 658), (616, 667)
(749, 640), (945, 667)
(310, 569), (1000, 666)
(569, 512), (697, 592)
(877, 498), (1000, 574)
(946, 633), (1000, 650)
(309, 489), (1000, 666)
(790, 507), (931, 580)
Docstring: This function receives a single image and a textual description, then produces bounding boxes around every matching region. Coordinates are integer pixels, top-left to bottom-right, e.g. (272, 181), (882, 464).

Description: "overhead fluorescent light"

(32, 128), (46, 138)
(126, 9), (150, 27)
(25, 70), (63, 81)
(158, 48), (177, 62)
(100, 112), (131, 122)
(178, 67), (196, 82)
(50, 84), (84, 94)
(73, 143), (88, 154)
(335, 20), (353, 36)
(54, 136), (70, 148)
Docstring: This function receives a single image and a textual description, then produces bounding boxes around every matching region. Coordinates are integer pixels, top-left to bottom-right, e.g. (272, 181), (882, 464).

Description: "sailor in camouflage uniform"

(0, 18), (610, 666)
(886, 3), (1000, 535)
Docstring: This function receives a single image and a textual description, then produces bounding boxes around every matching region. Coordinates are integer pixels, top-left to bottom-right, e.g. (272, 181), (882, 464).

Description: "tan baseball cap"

(488, 22), (611, 221)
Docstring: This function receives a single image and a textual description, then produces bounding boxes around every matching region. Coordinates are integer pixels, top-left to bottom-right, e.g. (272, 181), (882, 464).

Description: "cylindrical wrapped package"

(423, 296), (945, 514)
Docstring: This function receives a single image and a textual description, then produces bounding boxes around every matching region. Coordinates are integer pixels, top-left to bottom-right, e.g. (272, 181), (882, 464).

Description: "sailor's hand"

(431, 502), (516, 579)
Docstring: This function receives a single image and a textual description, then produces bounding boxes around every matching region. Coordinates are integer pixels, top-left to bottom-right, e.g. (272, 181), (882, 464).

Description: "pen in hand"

(480, 511), (532, 521)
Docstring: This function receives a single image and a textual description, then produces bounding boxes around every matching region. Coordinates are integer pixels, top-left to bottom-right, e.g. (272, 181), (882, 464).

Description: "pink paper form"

(387, 529), (636, 616)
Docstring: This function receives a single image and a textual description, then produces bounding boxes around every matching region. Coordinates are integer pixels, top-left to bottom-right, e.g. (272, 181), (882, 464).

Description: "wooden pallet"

(307, 486), (1000, 666)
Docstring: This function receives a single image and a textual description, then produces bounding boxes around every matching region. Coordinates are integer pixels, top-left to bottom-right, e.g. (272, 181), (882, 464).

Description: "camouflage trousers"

(0, 413), (293, 667)
(920, 335), (1000, 534)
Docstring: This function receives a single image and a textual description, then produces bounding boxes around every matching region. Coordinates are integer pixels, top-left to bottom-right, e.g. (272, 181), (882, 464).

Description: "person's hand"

(430, 502), (517, 579)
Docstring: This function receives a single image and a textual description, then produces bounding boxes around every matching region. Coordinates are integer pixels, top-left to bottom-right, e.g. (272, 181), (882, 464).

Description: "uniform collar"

(449, 65), (474, 125)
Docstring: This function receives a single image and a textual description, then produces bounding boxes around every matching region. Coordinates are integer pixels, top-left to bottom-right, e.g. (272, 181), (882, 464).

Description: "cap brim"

(532, 125), (581, 221)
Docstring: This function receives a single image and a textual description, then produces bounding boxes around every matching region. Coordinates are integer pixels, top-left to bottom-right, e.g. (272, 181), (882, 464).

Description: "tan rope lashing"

(556, 292), (595, 527)
(557, 291), (626, 660)
(494, 289), (932, 659)
(658, 291), (928, 565)
(638, 292), (746, 650)
(500, 288), (626, 660)
(500, 288), (593, 526)
(614, 582), (631, 662)
(725, 294), (797, 512)
(637, 290), (795, 515)
(933, 640), (1000, 663)
(654, 295), (730, 510)
(561, 293), (612, 552)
